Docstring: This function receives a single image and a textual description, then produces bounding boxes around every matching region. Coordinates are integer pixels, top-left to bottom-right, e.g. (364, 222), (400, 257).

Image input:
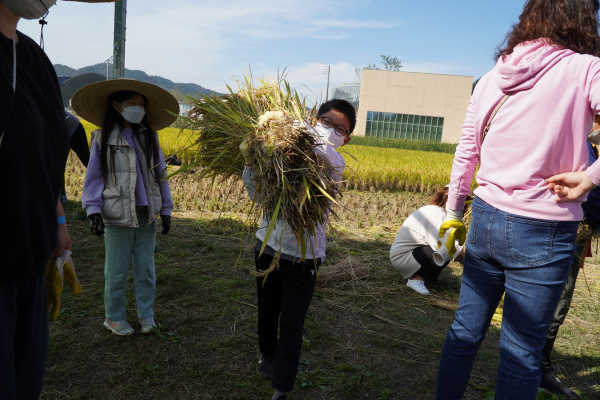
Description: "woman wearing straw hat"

(73, 78), (178, 336)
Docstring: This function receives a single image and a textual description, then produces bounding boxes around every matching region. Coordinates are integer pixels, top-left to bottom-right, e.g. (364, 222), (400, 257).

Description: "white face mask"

(315, 123), (345, 149)
(2, 0), (56, 20)
(589, 129), (600, 146)
(116, 104), (146, 124)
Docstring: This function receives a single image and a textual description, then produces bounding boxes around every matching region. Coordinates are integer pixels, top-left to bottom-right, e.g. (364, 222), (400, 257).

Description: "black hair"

(317, 99), (357, 134)
(100, 90), (161, 187)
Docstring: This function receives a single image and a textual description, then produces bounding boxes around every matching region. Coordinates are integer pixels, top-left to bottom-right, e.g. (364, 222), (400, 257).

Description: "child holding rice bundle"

(241, 99), (355, 400)
(390, 187), (472, 295)
(73, 79), (178, 336)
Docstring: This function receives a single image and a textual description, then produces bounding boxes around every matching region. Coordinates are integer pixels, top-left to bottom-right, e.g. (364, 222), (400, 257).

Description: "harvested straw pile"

(180, 76), (343, 260)
(316, 257), (370, 288)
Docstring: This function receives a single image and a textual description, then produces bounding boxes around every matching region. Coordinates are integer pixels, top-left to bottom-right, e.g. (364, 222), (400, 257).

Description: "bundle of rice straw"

(177, 75), (342, 261)
(316, 257), (370, 288)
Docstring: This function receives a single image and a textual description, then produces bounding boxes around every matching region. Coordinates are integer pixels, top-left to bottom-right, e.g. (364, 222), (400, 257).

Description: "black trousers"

(412, 245), (449, 282)
(0, 274), (49, 400)
(61, 122), (90, 196)
(541, 242), (584, 374)
(255, 250), (320, 392)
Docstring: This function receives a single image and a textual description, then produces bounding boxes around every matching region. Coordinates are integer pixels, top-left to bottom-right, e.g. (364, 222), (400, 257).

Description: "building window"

(365, 111), (444, 141)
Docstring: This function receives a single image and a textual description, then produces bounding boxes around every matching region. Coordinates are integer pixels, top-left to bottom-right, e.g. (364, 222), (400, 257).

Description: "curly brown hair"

(429, 187), (472, 213)
(496, 0), (600, 61)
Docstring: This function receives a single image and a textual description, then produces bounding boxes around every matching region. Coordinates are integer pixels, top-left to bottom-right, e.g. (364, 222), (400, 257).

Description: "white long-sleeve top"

(390, 205), (464, 278)
(243, 136), (345, 262)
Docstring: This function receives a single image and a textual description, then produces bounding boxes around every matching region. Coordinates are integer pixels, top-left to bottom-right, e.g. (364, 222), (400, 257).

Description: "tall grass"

(79, 120), (471, 194)
(350, 136), (458, 154)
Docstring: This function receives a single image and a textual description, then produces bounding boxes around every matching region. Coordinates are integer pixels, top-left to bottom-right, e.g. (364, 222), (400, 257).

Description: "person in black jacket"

(0, 2), (73, 399)
(539, 118), (600, 399)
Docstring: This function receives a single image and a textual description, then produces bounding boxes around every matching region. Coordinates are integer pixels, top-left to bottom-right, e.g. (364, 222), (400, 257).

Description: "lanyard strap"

(481, 92), (512, 145)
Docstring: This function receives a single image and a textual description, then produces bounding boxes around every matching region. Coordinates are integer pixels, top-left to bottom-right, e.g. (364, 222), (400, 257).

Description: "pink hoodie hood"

(494, 40), (575, 92)
(448, 40), (600, 221)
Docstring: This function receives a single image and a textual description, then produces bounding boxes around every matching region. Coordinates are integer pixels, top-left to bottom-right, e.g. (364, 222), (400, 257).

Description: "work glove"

(439, 209), (466, 260)
(239, 137), (253, 165)
(45, 250), (82, 322)
(160, 215), (171, 235)
(88, 213), (105, 237)
(258, 111), (286, 129)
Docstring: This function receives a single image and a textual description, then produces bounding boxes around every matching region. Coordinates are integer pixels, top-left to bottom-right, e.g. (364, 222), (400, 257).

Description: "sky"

(18, 0), (529, 104)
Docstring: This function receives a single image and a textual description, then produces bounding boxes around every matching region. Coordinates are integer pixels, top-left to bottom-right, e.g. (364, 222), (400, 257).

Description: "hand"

(239, 137), (253, 165)
(440, 219), (467, 258)
(45, 255), (82, 322)
(160, 215), (171, 235)
(258, 111), (285, 129)
(50, 223), (72, 259)
(444, 228), (460, 259)
(88, 213), (105, 236)
(546, 171), (596, 202)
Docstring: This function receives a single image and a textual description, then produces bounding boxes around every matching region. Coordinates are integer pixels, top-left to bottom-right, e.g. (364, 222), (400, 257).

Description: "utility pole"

(325, 65), (330, 101)
(112, 0), (127, 80)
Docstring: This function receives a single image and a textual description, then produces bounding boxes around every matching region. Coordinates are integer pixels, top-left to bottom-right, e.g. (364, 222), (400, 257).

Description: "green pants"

(104, 207), (157, 321)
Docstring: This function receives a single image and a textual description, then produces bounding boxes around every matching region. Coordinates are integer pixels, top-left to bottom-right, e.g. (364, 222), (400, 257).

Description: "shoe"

(407, 279), (430, 295)
(540, 371), (579, 399)
(274, 396), (287, 400)
(258, 353), (275, 379)
(139, 315), (157, 334)
(103, 319), (134, 336)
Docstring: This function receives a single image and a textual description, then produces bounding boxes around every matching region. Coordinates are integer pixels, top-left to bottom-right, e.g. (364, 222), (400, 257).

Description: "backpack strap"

(481, 92), (512, 145)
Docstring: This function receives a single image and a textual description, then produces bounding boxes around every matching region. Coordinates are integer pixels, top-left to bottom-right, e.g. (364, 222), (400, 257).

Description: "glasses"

(318, 116), (350, 137)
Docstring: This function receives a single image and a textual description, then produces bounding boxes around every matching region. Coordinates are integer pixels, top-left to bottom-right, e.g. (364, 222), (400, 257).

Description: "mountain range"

(53, 63), (221, 98)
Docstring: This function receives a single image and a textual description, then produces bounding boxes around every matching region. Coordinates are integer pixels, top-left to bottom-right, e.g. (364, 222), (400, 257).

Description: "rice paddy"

(79, 120), (472, 195)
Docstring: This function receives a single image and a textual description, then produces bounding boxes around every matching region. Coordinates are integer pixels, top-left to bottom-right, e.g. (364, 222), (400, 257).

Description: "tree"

(354, 65), (363, 82)
(472, 77), (481, 94)
(363, 55), (402, 72)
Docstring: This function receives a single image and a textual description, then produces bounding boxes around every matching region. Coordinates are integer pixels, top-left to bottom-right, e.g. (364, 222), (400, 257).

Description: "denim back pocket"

(467, 205), (484, 245)
(506, 216), (557, 266)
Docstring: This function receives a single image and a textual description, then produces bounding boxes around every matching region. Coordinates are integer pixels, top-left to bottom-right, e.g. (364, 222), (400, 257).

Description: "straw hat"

(71, 78), (180, 131)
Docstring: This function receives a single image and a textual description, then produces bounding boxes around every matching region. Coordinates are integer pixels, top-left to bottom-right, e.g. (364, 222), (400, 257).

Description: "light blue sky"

(18, 0), (528, 102)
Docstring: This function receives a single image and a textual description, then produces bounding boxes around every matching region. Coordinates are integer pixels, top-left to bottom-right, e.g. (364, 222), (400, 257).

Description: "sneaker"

(139, 315), (157, 334)
(103, 319), (134, 336)
(258, 353), (275, 379)
(540, 371), (579, 399)
(407, 279), (430, 295)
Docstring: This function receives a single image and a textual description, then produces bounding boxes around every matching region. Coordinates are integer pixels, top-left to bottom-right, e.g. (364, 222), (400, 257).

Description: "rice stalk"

(180, 75), (343, 261)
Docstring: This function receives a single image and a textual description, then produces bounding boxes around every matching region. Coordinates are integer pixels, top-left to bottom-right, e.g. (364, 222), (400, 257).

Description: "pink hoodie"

(448, 40), (600, 221)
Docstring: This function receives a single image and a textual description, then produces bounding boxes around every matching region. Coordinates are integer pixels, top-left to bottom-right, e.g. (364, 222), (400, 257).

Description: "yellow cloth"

(45, 251), (82, 321)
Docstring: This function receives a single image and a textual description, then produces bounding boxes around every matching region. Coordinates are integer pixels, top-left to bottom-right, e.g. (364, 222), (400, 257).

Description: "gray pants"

(104, 207), (157, 321)
(541, 241), (587, 374)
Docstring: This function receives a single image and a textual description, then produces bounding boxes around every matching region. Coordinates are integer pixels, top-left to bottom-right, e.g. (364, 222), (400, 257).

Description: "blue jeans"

(436, 197), (578, 400)
(104, 207), (157, 321)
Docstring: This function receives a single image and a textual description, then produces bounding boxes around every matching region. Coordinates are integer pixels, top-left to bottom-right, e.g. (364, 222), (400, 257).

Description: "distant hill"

(53, 63), (221, 98)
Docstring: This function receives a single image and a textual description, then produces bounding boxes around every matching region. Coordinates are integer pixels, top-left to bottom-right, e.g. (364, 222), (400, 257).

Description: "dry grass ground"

(42, 155), (600, 400)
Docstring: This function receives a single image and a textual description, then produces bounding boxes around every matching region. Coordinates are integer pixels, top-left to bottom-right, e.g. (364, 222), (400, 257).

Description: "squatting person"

(435, 0), (600, 399)
(75, 79), (177, 336)
(240, 99), (355, 400)
(390, 186), (471, 295)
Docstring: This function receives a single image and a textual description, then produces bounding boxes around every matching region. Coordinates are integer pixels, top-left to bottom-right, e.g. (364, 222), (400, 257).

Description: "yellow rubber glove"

(437, 227), (461, 259)
(258, 111), (285, 128)
(45, 253), (82, 322)
(439, 220), (466, 260)
(238, 136), (253, 165)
